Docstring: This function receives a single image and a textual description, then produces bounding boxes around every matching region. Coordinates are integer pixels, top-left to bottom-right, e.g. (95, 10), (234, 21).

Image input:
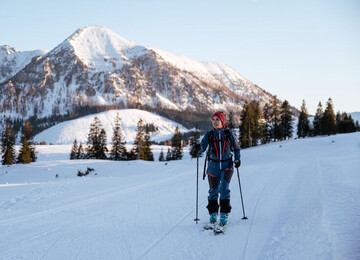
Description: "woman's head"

(212, 111), (226, 129)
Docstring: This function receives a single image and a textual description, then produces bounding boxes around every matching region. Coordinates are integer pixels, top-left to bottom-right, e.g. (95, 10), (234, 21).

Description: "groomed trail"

(0, 133), (359, 259)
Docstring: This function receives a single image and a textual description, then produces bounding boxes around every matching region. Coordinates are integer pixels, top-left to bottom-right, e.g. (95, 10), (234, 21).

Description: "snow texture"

(1, 132), (359, 259)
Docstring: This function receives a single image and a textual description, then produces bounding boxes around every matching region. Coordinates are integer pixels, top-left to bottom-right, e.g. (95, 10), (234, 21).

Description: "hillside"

(1, 132), (359, 259)
(33, 109), (191, 144)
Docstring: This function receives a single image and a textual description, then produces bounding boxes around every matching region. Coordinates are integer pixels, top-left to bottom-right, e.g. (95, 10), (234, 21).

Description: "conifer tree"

(252, 101), (262, 145)
(77, 142), (85, 159)
(322, 98), (336, 135)
(142, 126), (154, 161)
(166, 148), (172, 161)
(280, 100), (293, 140)
(261, 103), (272, 144)
(337, 112), (357, 133)
(17, 137), (31, 164)
(159, 148), (165, 161)
(86, 117), (108, 159)
(239, 101), (262, 148)
(110, 114), (127, 160)
(239, 101), (252, 148)
(189, 128), (201, 158)
(70, 139), (79, 160)
(1, 122), (16, 165)
(227, 111), (236, 130)
(356, 121), (360, 131)
(132, 119), (146, 160)
(270, 96), (282, 141)
(21, 120), (37, 162)
(171, 126), (183, 160)
(297, 100), (310, 138)
(313, 102), (324, 136)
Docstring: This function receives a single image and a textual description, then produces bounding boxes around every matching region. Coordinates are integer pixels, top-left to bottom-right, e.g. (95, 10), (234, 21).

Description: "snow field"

(0, 133), (359, 259)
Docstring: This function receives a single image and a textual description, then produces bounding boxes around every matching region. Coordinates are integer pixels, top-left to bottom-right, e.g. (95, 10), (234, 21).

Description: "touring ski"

(213, 221), (230, 234)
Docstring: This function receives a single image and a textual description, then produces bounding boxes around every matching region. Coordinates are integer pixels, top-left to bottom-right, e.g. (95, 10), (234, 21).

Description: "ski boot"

(203, 213), (218, 230)
(214, 213), (229, 234)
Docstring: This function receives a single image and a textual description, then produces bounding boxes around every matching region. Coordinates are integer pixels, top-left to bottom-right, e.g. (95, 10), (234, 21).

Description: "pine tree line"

(70, 114), (158, 161)
(1, 120), (37, 165)
(237, 96), (294, 149)
(297, 98), (360, 137)
(70, 114), (186, 162)
(233, 97), (358, 149)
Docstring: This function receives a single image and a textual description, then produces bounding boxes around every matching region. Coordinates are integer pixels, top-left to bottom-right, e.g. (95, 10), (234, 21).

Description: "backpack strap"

(208, 129), (234, 152)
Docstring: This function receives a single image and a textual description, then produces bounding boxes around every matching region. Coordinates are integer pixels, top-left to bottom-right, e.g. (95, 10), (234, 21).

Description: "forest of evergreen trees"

(2, 97), (359, 164)
(69, 114), (184, 162)
(236, 97), (359, 149)
(1, 120), (37, 165)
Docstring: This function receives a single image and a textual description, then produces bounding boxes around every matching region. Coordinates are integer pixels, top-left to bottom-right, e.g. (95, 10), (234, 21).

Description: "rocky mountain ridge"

(0, 26), (274, 123)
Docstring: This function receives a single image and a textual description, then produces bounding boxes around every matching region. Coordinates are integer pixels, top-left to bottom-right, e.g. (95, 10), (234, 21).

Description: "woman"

(198, 111), (241, 230)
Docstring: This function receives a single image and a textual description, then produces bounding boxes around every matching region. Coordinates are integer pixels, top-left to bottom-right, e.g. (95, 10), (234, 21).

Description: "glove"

(195, 143), (201, 152)
(234, 160), (241, 168)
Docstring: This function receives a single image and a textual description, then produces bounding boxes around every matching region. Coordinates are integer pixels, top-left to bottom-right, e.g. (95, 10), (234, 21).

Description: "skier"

(197, 111), (241, 231)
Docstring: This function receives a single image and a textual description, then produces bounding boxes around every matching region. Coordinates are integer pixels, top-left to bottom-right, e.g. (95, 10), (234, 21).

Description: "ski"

(203, 221), (218, 230)
(213, 221), (230, 234)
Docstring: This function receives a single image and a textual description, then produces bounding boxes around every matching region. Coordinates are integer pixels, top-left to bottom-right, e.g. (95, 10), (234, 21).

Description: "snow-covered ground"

(1, 133), (359, 259)
(34, 109), (190, 145)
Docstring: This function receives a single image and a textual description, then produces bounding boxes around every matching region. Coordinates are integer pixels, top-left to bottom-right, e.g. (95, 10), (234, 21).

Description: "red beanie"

(212, 112), (226, 126)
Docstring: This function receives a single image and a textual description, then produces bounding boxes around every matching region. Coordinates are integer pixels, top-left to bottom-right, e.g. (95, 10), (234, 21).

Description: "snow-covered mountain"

(0, 45), (48, 84)
(0, 26), (274, 120)
(350, 112), (360, 124)
(34, 109), (190, 144)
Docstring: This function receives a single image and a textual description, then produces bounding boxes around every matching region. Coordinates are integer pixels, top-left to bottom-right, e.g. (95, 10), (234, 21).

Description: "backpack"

(208, 129), (234, 153)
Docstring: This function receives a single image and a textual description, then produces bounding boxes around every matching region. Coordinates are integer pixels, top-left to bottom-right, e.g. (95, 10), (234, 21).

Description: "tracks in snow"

(0, 173), (190, 228)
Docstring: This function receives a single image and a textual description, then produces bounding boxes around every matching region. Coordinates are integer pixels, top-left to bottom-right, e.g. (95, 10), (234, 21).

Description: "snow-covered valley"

(1, 133), (359, 259)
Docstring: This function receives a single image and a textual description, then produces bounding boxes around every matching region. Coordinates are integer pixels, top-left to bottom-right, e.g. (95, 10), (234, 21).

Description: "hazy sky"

(1, 0), (359, 114)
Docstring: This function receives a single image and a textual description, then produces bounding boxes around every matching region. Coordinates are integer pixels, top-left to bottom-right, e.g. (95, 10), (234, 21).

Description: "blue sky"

(1, 0), (359, 114)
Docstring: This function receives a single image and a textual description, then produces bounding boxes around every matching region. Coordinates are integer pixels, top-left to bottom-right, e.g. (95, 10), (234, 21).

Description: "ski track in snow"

(136, 198), (207, 260)
(0, 173), (187, 228)
(0, 133), (359, 259)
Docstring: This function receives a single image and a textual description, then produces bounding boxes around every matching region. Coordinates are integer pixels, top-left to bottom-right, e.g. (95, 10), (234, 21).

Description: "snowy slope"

(350, 112), (360, 124)
(1, 132), (359, 259)
(0, 45), (48, 83)
(34, 109), (190, 144)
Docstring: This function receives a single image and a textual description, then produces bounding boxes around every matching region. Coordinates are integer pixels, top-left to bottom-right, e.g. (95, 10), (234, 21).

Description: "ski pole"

(194, 155), (200, 224)
(202, 148), (209, 180)
(236, 167), (248, 220)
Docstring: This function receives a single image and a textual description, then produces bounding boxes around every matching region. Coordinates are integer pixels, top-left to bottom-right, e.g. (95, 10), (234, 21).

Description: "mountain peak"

(52, 25), (149, 71)
(0, 45), (19, 57)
